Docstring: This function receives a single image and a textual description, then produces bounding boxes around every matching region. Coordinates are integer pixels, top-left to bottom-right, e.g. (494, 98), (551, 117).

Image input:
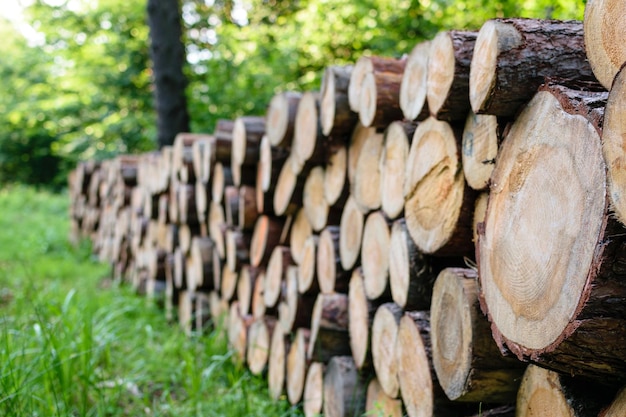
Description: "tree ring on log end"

(427, 32), (455, 115)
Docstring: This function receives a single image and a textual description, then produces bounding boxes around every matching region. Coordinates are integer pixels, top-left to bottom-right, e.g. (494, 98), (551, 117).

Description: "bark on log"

(290, 208), (313, 265)
(404, 117), (476, 257)
(303, 362), (325, 417)
(389, 218), (439, 310)
(469, 18), (595, 117)
(359, 66), (404, 128)
(478, 85), (626, 384)
(264, 245), (293, 308)
(308, 292), (351, 363)
(237, 185), (258, 231)
(361, 211), (392, 300)
(400, 40), (431, 122)
(396, 311), (465, 417)
(317, 226), (350, 294)
(348, 55), (406, 114)
(351, 129), (384, 213)
(224, 185), (239, 228)
(601, 66), (626, 226)
(431, 268), (525, 403)
(324, 143), (350, 208)
(320, 65), (358, 137)
(380, 121), (417, 219)
(339, 196), (364, 271)
(287, 328), (311, 405)
(365, 378), (403, 417)
(516, 364), (616, 417)
(348, 268), (377, 370)
(584, 0), (626, 90)
(250, 215), (285, 268)
(371, 302), (403, 398)
(266, 91), (301, 148)
(323, 356), (366, 417)
(292, 92), (327, 168)
(461, 111), (501, 191)
(246, 316), (277, 376)
(427, 30), (477, 121)
(268, 324), (290, 401)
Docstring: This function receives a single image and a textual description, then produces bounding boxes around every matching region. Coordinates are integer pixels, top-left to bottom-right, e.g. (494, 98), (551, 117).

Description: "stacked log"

(69, 9), (626, 416)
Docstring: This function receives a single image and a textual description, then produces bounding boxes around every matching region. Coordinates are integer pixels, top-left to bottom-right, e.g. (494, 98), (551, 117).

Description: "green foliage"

(0, 186), (301, 416)
(0, 0), (585, 187)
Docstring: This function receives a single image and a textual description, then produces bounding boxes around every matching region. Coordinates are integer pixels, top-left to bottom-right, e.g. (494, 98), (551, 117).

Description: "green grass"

(0, 185), (302, 416)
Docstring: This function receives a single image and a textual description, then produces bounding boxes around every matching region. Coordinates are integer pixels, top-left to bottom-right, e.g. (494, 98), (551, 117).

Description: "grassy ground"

(0, 186), (302, 416)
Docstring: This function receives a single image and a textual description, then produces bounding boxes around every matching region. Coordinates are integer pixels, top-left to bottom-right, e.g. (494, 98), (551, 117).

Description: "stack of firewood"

(69, 2), (626, 416)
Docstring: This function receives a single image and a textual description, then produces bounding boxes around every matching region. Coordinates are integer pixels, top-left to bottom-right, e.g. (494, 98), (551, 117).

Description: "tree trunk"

(427, 30), (477, 121)
(146, 0), (189, 148)
(308, 293), (351, 363)
(358, 68), (404, 128)
(400, 40), (431, 122)
(478, 85), (626, 384)
(430, 268), (525, 403)
(469, 18), (595, 117)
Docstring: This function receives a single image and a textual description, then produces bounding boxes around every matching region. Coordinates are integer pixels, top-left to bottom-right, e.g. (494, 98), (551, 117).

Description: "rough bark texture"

(147, 0), (189, 148)
(308, 293), (351, 363)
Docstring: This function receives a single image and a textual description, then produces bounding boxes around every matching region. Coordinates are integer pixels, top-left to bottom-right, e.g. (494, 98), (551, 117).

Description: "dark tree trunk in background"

(147, 0), (190, 148)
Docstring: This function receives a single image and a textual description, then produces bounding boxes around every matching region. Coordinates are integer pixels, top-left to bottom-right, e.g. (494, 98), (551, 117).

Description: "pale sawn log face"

(479, 91), (605, 350)
(381, 121), (414, 220)
(371, 302), (403, 398)
(365, 378), (403, 417)
(323, 356), (365, 417)
(602, 67), (626, 226)
(348, 269), (372, 369)
(303, 362), (325, 417)
(361, 211), (391, 300)
(400, 40), (430, 122)
(584, 0), (626, 89)
(462, 111), (499, 191)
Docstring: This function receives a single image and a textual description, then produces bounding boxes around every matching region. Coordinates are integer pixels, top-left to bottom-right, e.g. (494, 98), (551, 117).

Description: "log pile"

(69, 6), (626, 416)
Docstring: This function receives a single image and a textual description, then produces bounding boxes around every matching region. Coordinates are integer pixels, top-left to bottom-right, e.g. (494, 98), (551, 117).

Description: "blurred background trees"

(0, 0), (584, 188)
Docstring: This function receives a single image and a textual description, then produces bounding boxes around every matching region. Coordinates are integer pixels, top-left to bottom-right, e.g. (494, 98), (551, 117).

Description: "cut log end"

(348, 269), (371, 370)
(400, 41), (430, 121)
(427, 31), (456, 115)
(339, 196), (364, 270)
(462, 111), (499, 191)
(361, 211), (391, 300)
(371, 302), (403, 398)
(303, 362), (325, 417)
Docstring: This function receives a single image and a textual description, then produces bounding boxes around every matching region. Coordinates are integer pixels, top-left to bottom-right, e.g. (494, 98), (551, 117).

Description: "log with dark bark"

(427, 30), (477, 121)
(266, 91), (301, 148)
(320, 65), (358, 137)
(317, 226), (350, 294)
(469, 18), (595, 117)
(584, 0), (626, 90)
(286, 328), (311, 405)
(400, 40), (431, 122)
(303, 362), (325, 417)
(323, 356), (366, 417)
(237, 185), (258, 232)
(361, 211), (392, 300)
(278, 266), (317, 334)
(339, 196), (364, 270)
(236, 265), (262, 317)
(404, 117), (476, 257)
(348, 55), (406, 116)
(358, 65), (405, 128)
(431, 268), (525, 403)
(380, 121), (417, 219)
(371, 302), (403, 398)
(308, 292), (351, 363)
(461, 111), (501, 191)
(388, 219), (439, 310)
(478, 85), (626, 384)
(224, 185), (240, 228)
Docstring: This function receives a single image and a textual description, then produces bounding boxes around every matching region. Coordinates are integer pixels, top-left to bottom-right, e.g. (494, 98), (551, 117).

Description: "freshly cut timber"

(303, 166), (338, 232)
(273, 156), (308, 216)
(265, 91), (301, 148)
(404, 117), (475, 256)
(469, 18), (595, 117)
(472, 192), (489, 244)
(224, 185), (240, 227)
(208, 200), (226, 259)
(225, 227), (251, 273)
(303, 362), (325, 417)
(290, 208), (313, 264)
(324, 144), (349, 207)
(317, 226), (350, 294)
(249, 215), (284, 268)
(237, 185), (258, 231)
(323, 356), (366, 417)
(427, 30), (477, 121)
(365, 378), (403, 417)
(231, 116), (265, 186)
(602, 67), (626, 226)
(320, 65), (358, 137)
(348, 55), (406, 115)
(396, 311), (463, 417)
(257, 135), (288, 213)
(250, 269), (269, 319)
(187, 236), (214, 291)
(292, 92), (326, 168)
(236, 265), (261, 316)
(308, 292), (351, 363)
(268, 325), (290, 401)
(388, 219), (438, 310)
(348, 122), (377, 186)
(297, 235), (319, 294)
(461, 111), (500, 191)
(351, 128), (384, 212)
(246, 316), (277, 375)
(478, 85), (626, 383)
(399, 40), (431, 121)
(380, 121), (417, 219)
(361, 211), (392, 300)
(371, 302), (403, 398)
(220, 262), (238, 302)
(430, 268), (524, 403)
(278, 266), (316, 333)
(584, 0), (626, 89)
(348, 268), (377, 370)
(286, 328), (311, 405)
(227, 301), (252, 363)
(339, 196), (364, 270)
(264, 245), (293, 308)
(358, 63), (405, 128)
(516, 365), (616, 417)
